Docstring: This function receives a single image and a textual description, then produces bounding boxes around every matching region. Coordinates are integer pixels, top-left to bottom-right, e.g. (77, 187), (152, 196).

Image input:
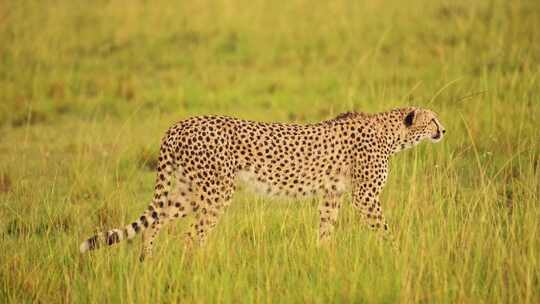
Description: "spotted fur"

(79, 107), (445, 259)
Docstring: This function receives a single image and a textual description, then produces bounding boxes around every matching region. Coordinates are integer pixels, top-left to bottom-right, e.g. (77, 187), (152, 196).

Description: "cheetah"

(80, 107), (445, 259)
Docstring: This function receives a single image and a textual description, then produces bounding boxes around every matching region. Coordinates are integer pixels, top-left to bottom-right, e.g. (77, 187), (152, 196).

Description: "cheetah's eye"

(404, 111), (415, 127)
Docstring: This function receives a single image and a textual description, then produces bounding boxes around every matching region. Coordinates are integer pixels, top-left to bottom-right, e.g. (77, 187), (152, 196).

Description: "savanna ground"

(1, 0), (539, 303)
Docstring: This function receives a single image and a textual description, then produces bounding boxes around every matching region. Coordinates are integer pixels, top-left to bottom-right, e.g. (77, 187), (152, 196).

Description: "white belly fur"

(236, 169), (349, 198)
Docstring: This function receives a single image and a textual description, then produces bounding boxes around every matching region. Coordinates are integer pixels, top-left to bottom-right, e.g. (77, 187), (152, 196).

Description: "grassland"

(0, 0), (539, 303)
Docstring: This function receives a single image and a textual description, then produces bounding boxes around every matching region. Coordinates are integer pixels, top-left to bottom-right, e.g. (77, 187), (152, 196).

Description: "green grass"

(1, 0), (539, 303)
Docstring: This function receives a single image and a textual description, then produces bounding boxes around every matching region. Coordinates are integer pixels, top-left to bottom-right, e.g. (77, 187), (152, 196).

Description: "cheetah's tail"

(79, 208), (160, 253)
(80, 130), (177, 254)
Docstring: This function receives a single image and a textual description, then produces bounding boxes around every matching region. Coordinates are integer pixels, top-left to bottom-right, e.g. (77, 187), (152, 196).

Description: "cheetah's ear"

(404, 110), (415, 127)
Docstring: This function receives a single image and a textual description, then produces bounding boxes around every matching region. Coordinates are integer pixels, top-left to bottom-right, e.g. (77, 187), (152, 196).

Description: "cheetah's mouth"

(430, 133), (443, 143)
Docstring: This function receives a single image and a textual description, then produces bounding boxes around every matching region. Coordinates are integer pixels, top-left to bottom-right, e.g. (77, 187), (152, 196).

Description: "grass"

(0, 0), (539, 303)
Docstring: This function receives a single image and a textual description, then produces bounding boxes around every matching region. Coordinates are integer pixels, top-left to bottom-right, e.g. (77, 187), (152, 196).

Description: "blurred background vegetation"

(2, 0), (538, 124)
(0, 0), (538, 303)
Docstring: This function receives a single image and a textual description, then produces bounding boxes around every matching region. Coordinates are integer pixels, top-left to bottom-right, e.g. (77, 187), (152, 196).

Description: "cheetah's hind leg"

(140, 179), (195, 261)
(183, 177), (236, 248)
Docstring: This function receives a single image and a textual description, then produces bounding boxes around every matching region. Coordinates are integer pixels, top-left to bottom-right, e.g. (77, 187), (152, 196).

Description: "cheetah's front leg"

(318, 195), (342, 243)
(351, 180), (396, 247)
(351, 159), (397, 248)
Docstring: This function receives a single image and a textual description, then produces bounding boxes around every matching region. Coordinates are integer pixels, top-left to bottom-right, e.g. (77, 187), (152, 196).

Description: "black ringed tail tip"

(79, 211), (160, 253)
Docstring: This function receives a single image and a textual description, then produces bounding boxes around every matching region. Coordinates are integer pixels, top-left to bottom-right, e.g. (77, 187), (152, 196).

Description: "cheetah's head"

(396, 107), (446, 151)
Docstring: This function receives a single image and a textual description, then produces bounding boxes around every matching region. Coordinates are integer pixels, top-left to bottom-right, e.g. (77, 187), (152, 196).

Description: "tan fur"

(79, 107), (445, 259)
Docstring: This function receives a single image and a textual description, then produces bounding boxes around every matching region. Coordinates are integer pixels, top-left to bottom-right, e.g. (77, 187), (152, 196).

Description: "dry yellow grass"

(0, 0), (539, 303)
